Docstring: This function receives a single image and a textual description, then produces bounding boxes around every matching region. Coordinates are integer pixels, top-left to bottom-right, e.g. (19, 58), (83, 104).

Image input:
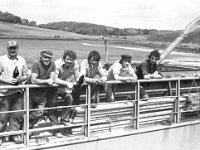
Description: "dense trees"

(0, 11), (37, 26)
(0, 11), (22, 24)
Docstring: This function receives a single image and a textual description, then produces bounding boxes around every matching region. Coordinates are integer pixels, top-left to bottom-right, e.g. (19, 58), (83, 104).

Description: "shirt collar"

(62, 60), (75, 69)
(7, 54), (19, 60)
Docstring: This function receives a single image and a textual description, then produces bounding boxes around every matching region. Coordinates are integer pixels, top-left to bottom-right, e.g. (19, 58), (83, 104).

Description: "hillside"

(1, 10), (200, 45)
(0, 21), (98, 39)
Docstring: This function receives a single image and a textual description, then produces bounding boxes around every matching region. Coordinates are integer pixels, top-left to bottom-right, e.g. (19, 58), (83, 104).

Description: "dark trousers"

(72, 84), (100, 105)
(29, 87), (59, 127)
(57, 88), (73, 122)
(72, 84), (81, 105)
(0, 92), (23, 133)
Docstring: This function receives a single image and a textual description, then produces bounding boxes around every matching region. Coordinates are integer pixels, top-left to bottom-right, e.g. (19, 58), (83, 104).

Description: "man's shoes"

(12, 135), (22, 144)
(60, 119), (71, 126)
(141, 93), (149, 101)
(108, 98), (115, 102)
(66, 128), (72, 135)
(55, 132), (64, 138)
(69, 109), (77, 120)
(91, 103), (97, 108)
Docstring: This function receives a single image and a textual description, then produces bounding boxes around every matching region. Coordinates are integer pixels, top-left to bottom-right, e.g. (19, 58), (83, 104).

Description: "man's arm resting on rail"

(54, 74), (74, 88)
(31, 72), (54, 85)
(114, 73), (137, 82)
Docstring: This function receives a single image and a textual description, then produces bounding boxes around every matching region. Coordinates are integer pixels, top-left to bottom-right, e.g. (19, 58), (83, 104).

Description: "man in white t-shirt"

(54, 50), (80, 135)
(0, 41), (28, 145)
(106, 54), (148, 102)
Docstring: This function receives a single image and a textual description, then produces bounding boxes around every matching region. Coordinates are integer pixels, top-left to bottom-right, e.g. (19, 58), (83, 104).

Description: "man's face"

(89, 57), (98, 68)
(64, 55), (74, 67)
(150, 55), (158, 64)
(122, 59), (130, 68)
(7, 46), (18, 58)
(40, 55), (52, 66)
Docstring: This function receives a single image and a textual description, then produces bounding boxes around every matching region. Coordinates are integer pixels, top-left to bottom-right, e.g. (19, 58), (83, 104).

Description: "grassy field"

(0, 39), (153, 67)
(0, 22), (200, 73)
(0, 22), (155, 66)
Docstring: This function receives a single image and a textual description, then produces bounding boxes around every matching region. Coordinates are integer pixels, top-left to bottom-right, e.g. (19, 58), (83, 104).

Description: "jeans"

(0, 92), (23, 133)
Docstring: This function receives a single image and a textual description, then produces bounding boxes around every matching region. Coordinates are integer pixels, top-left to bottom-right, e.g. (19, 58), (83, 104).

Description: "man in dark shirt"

(136, 50), (162, 79)
(29, 49), (61, 137)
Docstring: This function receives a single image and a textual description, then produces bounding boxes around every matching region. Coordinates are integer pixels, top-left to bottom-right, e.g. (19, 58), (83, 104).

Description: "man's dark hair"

(87, 50), (101, 62)
(62, 50), (77, 60)
(148, 50), (160, 60)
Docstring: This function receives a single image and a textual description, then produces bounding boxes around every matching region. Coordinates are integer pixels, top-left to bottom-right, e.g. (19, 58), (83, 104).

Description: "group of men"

(0, 40), (162, 145)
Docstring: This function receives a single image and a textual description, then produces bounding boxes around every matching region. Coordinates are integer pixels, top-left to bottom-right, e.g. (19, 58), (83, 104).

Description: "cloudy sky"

(1, 0), (200, 30)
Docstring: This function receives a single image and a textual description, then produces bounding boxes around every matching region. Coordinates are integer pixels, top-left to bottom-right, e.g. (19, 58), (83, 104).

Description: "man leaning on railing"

(0, 40), (28, 145)
(136, 50), (162, 80)
(79, 50), (107, 108)
(54, 50), (80, 136)
(27, 49), (62, 138)
(105, 54), (145, 102)
(135, 50), (163, 97)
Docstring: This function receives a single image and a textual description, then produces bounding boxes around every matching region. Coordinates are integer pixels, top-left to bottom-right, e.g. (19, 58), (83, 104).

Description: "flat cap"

(41, 49), (53, 58)
(121, 54), (132, 59)
(7, 40), (18, 48)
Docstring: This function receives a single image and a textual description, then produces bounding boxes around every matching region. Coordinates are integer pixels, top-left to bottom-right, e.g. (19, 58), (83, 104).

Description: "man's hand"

(7, 78), (18, 85)
(66, 82), (73, 89)
(46, 79), (54, 85)
(127, 77), (137, 82)
(16, 76), (24, 83)
(151, 71), (162, 79)
(144, 74), (151, 79)
(100, 76), (107, 83)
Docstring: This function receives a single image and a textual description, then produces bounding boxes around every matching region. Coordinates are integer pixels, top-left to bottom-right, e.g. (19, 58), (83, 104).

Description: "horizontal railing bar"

(29, 104), (87, 112)
(85, 76), (200, 85)
(0, 130), (25, 137)
(29, 123), (87, 133)
(0, 109), (26, 114)
(0, 77), (197, 90)
(181, 109), (200, 113)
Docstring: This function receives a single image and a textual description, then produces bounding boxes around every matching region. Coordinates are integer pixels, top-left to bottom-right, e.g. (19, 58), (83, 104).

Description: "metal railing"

(0, 76), (199, 147)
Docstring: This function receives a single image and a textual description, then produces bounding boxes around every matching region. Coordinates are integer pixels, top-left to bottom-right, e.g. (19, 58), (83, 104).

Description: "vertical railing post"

(85, 84), (91, 137)
(176, 79), (180, 123)
(136, 81), (140, 129)
(23, 86), (29, 146)
(130, 83), (136, 128)
(133, 83), (137, 128)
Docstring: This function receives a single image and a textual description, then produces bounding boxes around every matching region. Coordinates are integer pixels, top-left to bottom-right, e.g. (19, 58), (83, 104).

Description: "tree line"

(0, 10), (200, 44)
(0, 10), (157, 36)
(0, 11), (36, 26)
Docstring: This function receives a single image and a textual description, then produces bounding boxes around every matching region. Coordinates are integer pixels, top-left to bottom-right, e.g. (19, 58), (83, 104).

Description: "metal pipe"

(24, 87), (30, 146)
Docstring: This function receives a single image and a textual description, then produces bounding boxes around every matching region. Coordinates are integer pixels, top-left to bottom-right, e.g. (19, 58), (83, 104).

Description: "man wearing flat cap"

(29, 49), (62, 137)
(0, 40), (28, 145)
(106, 54), (138, 102)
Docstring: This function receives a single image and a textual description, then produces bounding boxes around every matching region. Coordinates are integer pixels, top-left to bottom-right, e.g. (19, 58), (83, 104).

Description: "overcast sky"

(1, 0), (200, 30)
